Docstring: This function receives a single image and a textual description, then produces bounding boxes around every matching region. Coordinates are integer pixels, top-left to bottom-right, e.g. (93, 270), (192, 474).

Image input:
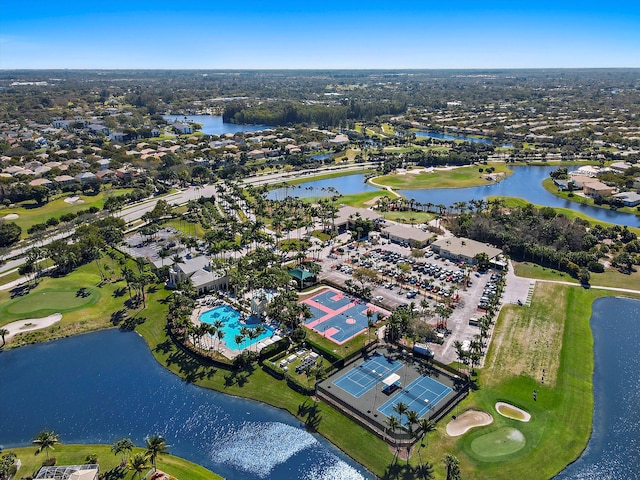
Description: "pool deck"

(190, 297), (281, 359)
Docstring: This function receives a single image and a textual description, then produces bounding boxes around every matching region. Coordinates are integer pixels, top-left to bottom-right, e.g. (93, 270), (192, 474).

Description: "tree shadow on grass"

(112, 287), (127, 298)
(10, 284), (33, 299)
(155, 339), (174, 354)
(297, 400), (323, 432)
(110, 309), (127, 326)
(167, 349), (206, 383)
(383, 461), (434, 480)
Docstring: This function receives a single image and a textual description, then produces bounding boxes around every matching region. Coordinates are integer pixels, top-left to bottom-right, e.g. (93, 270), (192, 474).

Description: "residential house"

(612, 191), (640, 207)
(75, 172), (97, 183)
(172, 122), (193, 135)
(29, 178), (53, 188)
(582, 180), (614, 198)
(54, 174), (76, 185)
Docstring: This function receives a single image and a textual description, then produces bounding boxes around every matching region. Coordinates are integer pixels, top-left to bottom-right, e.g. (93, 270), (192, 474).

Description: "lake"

(0, 330), (373, 480)
(415, 130), (494, 145)
(280, 167), (640, 227)
(555, 296), (640, 480)
(267, 173), (379, 201)
(163, 115), (273, 136)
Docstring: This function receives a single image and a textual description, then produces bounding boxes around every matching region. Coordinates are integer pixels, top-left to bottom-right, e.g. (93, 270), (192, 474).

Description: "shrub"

(42, 458), (56, 467)
(587, 261), (605, 273)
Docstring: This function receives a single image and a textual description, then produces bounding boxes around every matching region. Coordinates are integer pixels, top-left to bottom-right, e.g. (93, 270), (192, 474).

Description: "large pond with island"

(1, 298), (639, 478)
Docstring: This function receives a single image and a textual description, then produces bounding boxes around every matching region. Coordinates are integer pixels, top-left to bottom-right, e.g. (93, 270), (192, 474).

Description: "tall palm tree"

(127, 452), (150, 480)
(111, 438), (134, 465)
(386, 415), (401, 464)
(0, 328), (8, 348)
(145, 435), (168, 472)
(392, 401), (409, 426)
(33, 430), (60, 460)
(417, 419), (436, 468)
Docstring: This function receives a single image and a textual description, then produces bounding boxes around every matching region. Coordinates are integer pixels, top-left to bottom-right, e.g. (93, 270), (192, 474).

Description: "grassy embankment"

(373, 162), (513, 190)
(425, 283), (639, 479)
(4, 444), (221, 480)
(541, 177), (640, 216)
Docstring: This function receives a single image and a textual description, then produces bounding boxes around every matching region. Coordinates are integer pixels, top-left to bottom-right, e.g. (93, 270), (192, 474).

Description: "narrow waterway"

(0, 330), (373, 480)
(555, 297), (640, 479)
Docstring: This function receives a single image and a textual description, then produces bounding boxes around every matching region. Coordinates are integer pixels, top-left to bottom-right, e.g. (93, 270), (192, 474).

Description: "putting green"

(4, 288), (100, 315)
(470, 427), (526, 459)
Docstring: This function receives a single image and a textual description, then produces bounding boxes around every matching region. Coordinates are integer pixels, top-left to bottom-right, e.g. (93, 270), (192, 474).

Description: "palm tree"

(386, 415), (402, 463)
(145, 435), (168, 472)
(127, 452), (150, 480)
(0, 328), (8, 348)
(417, 419), (436, 468)
(392, 401), (409, 426)
(111, 438), (134, 465)
(33, 430), (60, 460)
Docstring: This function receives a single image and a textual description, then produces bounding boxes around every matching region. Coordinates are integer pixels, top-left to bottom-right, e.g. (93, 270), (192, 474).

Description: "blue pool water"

(199, 305), (274, 351)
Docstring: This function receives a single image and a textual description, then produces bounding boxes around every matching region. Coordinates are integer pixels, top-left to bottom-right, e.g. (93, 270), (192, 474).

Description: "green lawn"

(513, 260), (640, 290)
(0, 187), (134, 237)
(373, 163), (513, 190)
(4, 444), (221, 480)
(423, 284), (638, 479)
(0, 259), (159, 347)
(380, 210), (435, 225)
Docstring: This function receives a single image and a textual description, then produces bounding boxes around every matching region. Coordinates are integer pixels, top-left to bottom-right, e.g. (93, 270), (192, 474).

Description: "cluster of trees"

(223, 98), (407, 127)
(0, 221), (21, 247)
(448, 201), (638, 280)
(21, 430), (168, 480)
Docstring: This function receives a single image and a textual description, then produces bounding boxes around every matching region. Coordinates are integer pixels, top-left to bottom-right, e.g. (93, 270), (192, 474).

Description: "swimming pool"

(199, 305), (274, 351)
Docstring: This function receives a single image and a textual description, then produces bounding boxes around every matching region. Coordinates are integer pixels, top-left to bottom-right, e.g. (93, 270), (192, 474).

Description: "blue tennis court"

(333, 354), (403, 398)
(378, 375), (452, 420)
(311, 289), (353, 309)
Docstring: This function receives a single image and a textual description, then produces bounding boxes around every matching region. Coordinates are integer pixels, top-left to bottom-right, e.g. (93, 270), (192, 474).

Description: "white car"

(374, 295), (384, 302)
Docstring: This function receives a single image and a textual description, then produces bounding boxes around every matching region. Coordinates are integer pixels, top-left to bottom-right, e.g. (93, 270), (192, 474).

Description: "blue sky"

(1, 1), (639, 69)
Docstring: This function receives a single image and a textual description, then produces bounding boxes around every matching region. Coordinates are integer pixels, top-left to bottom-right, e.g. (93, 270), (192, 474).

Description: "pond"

(555, 296), (640, 479)
(0, 330), (373, 480)
(267, 173), (379, 201)
(415, 130), (494, 145)
(163, 115), (273, 136)
(281, 167), (640, 227)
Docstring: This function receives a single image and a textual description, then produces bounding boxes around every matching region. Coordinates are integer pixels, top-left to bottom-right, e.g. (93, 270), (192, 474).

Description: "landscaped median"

(3, 444), (221, 480)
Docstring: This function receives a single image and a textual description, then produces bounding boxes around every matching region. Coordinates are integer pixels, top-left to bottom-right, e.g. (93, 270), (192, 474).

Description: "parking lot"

(318, 238), (507, 364)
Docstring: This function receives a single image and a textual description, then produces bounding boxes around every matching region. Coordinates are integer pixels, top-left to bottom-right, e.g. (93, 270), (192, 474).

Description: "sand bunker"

(446, 409), (494, 437)
(495, 402), (531, 422)
(3, 213), (19, 220)
(64, 196), (84, 204)
(2, 313), (62, 340)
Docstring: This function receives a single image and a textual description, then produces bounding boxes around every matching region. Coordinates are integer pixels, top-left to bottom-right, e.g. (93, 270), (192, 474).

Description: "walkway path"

(366, 176), (401, 198)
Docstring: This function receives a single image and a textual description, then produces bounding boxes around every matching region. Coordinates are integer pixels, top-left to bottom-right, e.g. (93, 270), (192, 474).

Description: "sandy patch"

(3, 213), (19, 220)
(446, 409), (494, 436)
(64, 196), (84, 204)
(2, 313), (62, 340)
(363, 196), (385, 206)
(496, 402), (531, 422)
